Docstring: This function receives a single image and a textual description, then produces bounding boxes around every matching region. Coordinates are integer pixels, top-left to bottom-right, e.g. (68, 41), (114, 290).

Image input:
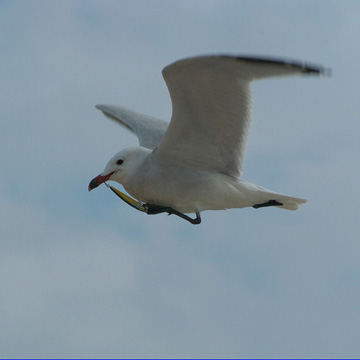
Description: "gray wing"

(96, 104), (168, 150)
(154, 55), (325, 177)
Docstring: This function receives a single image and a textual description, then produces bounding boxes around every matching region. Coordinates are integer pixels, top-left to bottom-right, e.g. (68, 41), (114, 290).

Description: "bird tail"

(233, 180), (307, 211)
(253, 192), (307, 210)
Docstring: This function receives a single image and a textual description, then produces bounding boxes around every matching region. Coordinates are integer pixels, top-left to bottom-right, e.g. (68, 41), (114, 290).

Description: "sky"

(1, 0), (360, 358)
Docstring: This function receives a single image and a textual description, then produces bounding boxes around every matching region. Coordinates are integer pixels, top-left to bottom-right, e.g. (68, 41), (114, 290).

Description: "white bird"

(89, 55), (325, 224)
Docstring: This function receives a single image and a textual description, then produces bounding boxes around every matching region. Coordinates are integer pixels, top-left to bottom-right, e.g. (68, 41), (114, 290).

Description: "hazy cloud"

(1, 1), (360, 358)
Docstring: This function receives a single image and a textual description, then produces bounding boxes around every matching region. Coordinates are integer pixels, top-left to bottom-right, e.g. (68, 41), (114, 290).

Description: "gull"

(89, 55), (326, 224)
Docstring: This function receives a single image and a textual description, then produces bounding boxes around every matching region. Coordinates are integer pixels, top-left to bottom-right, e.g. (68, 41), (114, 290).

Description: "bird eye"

(117, 159), (123, 165)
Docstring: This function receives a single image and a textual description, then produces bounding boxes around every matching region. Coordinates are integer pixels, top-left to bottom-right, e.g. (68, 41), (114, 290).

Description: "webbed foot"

(253, 200), (283, 209)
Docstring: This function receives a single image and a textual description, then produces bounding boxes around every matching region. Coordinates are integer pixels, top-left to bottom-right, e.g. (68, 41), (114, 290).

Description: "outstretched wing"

(154, 55), (324, 177)
(96, 104), (168, 150)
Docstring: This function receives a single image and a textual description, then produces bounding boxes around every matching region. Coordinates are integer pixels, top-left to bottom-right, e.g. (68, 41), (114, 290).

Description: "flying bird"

(89, 55), (326, 224)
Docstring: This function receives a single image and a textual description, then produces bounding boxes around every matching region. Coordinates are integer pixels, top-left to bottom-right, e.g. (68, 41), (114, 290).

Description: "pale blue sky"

(1, 0), (360, 358)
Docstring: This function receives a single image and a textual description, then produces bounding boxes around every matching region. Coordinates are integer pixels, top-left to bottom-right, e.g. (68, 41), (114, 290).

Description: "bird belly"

(122, 168), (261, 213)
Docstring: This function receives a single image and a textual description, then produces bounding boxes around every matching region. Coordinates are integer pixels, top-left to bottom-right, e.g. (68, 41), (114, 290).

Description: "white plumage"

(89, 55), (325, 222)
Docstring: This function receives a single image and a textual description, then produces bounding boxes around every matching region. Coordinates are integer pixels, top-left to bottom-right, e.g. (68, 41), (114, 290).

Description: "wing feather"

(96, 104), (168, 150)
(154, 55), (324, 176)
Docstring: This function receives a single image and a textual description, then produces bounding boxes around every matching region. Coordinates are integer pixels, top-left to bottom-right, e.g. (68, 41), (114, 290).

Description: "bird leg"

(145, 203), (201, 225)
(105, 183), (201, 224)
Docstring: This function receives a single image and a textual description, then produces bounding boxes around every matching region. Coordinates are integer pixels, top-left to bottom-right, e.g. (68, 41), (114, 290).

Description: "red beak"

(88, 171), (115, 191)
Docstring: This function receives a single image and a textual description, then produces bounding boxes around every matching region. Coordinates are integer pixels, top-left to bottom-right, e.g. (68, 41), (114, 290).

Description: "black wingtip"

(230, 55), (330, 76)
(300, 62), (332, 76)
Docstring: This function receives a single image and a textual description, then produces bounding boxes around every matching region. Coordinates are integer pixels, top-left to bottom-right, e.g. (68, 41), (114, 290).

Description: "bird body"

(103, 146), (305, 213)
